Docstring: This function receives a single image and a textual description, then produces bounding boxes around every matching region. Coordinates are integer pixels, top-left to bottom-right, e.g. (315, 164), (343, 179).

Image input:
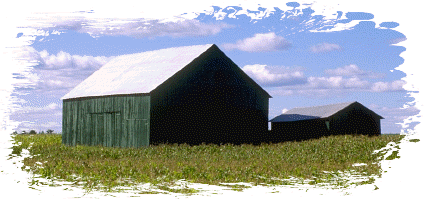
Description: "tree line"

(12, 129), (56, 135)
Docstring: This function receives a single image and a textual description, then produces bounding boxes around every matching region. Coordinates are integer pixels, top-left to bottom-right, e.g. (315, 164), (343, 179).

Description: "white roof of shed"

(270, 101), (368, 122)
(284, 101), (356, 118)
(62, 44), (215, 100)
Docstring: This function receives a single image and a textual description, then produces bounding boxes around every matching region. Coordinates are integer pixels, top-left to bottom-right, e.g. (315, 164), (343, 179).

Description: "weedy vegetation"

(385, 151), (400, 160)
(9, 133), (404, 194)
(409, 139), (420, 143)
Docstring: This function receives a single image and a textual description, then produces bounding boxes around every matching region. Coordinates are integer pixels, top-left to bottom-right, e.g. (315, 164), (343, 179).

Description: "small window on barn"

(325, 120), (330, 130)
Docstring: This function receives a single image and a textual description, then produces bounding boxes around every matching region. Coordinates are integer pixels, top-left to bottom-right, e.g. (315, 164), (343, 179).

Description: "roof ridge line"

(292, 101), (357, 109)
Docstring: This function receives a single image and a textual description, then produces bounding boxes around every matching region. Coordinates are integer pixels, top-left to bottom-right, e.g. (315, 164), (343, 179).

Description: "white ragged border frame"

(1, 1), (423, 198)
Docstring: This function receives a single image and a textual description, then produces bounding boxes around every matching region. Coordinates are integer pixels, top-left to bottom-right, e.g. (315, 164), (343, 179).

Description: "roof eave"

(62, 93), (151, 102)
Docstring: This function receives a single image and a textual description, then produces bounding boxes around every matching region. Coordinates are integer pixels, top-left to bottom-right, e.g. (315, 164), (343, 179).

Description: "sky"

(1, 0), (424, 199)
(7, 2), (418, 134)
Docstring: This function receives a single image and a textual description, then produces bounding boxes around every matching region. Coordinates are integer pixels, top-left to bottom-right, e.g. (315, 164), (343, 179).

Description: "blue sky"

(9, 3), (418, 134)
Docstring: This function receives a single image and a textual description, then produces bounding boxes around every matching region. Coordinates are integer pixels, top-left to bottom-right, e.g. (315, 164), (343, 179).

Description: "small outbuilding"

(269, 101), (384, 142)
(61, 44), (271, 147)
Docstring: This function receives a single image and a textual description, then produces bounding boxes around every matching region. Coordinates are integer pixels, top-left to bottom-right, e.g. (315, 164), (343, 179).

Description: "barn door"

(91, 113), (103, 146)
(124, 118), (149, 147)
(104, 113), (115, 147)
(90, 112), (121, 147)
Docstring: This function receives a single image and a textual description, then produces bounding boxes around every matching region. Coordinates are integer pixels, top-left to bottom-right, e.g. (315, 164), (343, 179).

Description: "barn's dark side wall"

(150, 46), (269, 145)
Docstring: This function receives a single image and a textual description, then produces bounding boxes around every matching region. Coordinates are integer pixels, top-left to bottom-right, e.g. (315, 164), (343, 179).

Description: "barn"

(269, 101), (384, 142)
(61, 44), (271, 147)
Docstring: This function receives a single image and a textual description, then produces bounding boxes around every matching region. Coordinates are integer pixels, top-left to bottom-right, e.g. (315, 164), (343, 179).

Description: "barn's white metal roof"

(62, 44), (215, 100)
(270, 101), (365, 122)
(286, 101), (356, 118)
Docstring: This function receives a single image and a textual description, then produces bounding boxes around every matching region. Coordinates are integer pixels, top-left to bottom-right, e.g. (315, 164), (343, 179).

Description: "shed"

(61, 44), (271, 147)
(269, 101), (384, 142)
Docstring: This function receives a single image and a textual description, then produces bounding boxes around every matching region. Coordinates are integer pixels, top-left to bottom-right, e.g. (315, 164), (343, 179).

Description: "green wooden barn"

(61, 44), (271, 147)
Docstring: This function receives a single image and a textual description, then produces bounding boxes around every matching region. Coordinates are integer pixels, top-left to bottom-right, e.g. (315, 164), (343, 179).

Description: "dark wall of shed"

(150, 47), (269, 145)
(62, 95), (150, 147)
(329, 104), (381, 136)
(270, 119), (329, 142)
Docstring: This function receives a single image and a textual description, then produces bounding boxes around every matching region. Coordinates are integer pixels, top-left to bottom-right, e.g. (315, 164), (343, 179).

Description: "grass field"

(9, 133), (405, 194)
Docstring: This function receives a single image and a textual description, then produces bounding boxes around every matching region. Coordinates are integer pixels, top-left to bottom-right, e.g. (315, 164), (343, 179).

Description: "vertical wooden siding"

(62, 95), (150, 147)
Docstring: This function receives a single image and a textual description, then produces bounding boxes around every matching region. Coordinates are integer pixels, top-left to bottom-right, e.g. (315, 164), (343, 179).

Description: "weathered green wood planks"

(62, 95), (151, 147)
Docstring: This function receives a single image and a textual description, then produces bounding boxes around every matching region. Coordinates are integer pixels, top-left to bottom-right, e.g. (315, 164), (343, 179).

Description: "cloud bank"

(324, 64), (386, 79)
(371, 80), (406, 92)
(40, 17), (232, 38)
(242, 64), (306, 87)
(242, 63), (403, 96)
(10, 47), (114, 132)
(223, 32), (292, 52)
(269, 76), (406, 98)
(15, 46), (113, 96)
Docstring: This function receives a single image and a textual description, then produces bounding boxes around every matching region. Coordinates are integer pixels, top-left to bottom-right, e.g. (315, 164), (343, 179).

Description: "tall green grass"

(10, 134), (404, 192)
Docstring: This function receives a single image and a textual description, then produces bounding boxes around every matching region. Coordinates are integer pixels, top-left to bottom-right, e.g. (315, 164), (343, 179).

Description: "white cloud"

(307, 76), (370, 89)
(282, 108), (289, 114)
(308, 76), (342, 89)
(345, 76), (370, 88)
(38, 49), (111, 70)
(270, 75), (405, 97)
(325, 64), (362, 76)
(15, 46), (43, 63)
(18, 46), (112, 71)
(10, 101), (63, 133)
(310, 42), (341, 53)
(367, 104), (420, 133)
(14, 102), (60, 114)
(371, 80), (406, 92)
(100, 19), (232, 38)
(14, 47), (114, 97)
(222, 32), (292, 52)
(260, 64), (404, 98)
(39, 17), (232, 38)
(369, 103), (420, 116)
(15, 120), (62, 133)
(242, 64), (306, 87)
(324, 64), (385, 79)
(295, 89), (338, 98)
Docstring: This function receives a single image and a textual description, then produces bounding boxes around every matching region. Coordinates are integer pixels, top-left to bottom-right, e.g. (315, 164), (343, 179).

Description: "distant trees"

(11, 129), (55, 135)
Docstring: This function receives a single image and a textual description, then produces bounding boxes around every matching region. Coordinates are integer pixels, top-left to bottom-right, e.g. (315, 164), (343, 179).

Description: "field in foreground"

(9, 134), (404, 193)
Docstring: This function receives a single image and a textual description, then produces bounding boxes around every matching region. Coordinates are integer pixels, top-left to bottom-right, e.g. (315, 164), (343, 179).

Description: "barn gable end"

(150, 44), (270, 144)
